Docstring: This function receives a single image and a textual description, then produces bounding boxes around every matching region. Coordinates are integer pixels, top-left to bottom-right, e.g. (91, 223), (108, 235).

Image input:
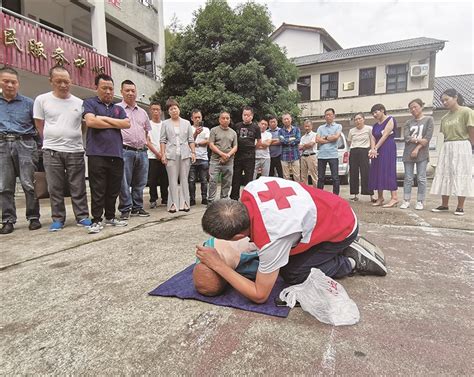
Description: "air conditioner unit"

(410, 64), (429, 77)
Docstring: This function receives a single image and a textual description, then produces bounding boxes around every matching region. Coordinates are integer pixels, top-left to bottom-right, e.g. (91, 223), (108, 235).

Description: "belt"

(302, 153), (316, 156)
(0, 133), (35, 141)
(123, 145), (147, 152)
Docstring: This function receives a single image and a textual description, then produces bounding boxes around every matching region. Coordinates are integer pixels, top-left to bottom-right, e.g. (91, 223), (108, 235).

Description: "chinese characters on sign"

(4, 28), (22, 51)
(28, 39), (47, 59)
(3, 27), (90, 70)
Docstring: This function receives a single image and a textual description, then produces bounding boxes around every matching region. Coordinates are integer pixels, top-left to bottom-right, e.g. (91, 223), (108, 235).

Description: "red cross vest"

(240, 177), (357, 256)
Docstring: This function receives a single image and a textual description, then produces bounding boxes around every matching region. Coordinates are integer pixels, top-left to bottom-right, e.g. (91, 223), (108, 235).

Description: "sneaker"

(431, 206), (449, 212)
(190, 199), (196, 206)
(105, 218), (128, 227)
(150, 201), (157, 209)
(88, 222), (103, 234)
(399, 201), (410, 209)
(454, 208), (464, 216)
(343, 238), (387, 276)
(76, 218), (93, 227)
(131, 208), (150, 217)
(0, 222), (14, 235)
(49, 221), (64, 232)
(120, 211), (131, 220)
(201, 198), (208, 205)
(415, 202), (424, 210)
(29, 219), (42, 231)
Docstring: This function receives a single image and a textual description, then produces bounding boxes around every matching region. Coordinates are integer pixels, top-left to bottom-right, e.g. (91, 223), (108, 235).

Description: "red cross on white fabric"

(257, 181), (297, 210)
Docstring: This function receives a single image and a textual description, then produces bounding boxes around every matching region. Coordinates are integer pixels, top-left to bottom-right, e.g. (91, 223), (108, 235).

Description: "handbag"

(33, 171), (71, 199)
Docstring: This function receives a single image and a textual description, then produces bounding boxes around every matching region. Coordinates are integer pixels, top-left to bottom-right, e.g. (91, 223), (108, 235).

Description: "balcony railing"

(109, 53), (158, 80)
(0, 8), (111, 89)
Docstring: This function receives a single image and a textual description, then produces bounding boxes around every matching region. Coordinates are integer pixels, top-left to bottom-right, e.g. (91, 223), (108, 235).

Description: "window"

(323, 43), (331, 53)
(297, 76), (311, 101)
(359, 67), (376, 96)
(136, 45), (154, 73)
(320, 72), (338, 100)
(386, 64), (408, 93)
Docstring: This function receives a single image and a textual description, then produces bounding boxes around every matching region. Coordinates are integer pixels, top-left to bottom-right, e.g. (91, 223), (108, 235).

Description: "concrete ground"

(1, 182), (473, 375)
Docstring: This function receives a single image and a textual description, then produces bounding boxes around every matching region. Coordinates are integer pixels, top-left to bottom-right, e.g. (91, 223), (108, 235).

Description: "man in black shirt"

(230, 106), (261, 200)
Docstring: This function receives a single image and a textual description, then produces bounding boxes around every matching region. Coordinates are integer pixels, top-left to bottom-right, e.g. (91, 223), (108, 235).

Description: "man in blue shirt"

(83, 74), (130, 234)
(267, 115), (283, 177)
(278, 113), (301, 182)
(316, 108), (342, 195)
(0, 67), (41, 234)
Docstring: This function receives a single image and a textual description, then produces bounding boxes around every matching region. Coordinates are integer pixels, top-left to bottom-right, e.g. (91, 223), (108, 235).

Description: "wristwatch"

(324, 135), (328, 140)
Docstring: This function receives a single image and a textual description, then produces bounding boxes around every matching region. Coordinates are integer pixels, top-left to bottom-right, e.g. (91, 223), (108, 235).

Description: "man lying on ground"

(196, 177), (386, 304)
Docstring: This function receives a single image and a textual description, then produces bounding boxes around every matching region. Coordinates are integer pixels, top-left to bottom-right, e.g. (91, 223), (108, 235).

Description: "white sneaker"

(415, 202), (424, 210)
(88, 222), (103, 234)
(105, 218), (128, 227)
(399, 201), (410, 209)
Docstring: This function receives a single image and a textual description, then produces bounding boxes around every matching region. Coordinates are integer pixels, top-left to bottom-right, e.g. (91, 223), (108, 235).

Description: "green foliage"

(152, 0), (300, 126)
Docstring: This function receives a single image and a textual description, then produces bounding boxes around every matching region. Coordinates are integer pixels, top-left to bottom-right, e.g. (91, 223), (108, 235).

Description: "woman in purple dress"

(368, 103), (399, 208)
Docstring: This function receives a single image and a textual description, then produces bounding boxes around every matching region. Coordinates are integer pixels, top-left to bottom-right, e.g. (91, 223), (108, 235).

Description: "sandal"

(168, 204), (177, 213)
(382, 200), (399, 208)
(372, 199), (384, 207)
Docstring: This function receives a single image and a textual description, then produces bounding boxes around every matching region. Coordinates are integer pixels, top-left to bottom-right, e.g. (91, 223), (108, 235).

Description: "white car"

(315, 133), (350, 185)
(395, 138), (435, 184)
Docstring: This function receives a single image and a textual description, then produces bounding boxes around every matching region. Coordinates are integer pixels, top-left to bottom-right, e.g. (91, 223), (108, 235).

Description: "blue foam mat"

(149, 264), (291, 318)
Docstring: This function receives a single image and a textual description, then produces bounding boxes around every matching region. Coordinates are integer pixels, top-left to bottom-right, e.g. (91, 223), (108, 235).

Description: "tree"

(164, 14), (183, 61)
(152, 0), (300, 125)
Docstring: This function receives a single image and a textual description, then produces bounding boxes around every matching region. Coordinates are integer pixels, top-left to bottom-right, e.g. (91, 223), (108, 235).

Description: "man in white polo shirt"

(299, 119), (318, 186)
(189, 109), (210, 206)
(33, 66), (91, 232)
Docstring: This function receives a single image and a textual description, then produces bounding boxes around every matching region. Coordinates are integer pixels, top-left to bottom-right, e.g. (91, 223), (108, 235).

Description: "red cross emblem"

(257, 181), (296, 210)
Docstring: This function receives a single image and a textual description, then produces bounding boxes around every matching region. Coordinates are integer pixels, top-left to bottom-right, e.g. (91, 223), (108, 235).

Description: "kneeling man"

(196, 177), (386, 303)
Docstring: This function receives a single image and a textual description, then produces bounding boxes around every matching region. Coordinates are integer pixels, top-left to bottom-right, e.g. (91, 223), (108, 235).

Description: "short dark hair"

(95, 74), (114, 86)
(121, 79), (135, 89)
(192, 109), (202, 115)
(219, 110), (230, 117)
(441, 88), (464, 106)
(49, 65), (69, 78)
(324, 108), (335, 115)
(408, 98), (424, 108)
(166, 97), (179, 110)
(242, 105), (254, 114)
(370, 103), (386, 115)
(0, 66), (19, 77)
(352, 112), (365, 120)
(268, 114), (277, 121)
(202, 200), (250, 240)
(149, 101), (161, 108)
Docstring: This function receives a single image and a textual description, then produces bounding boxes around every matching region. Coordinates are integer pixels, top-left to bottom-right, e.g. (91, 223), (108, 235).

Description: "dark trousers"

(349, 147), (373, 195)
(317, 158), (340, 195)
(230, 157), (255, 200)
(269, 156), (283, 178)
(280, 226), (358, 285)
(189, 159), (209, 201)
(88, 156), (123, 223)
(43, 150), (89, 223)
(147, 158), (169, 204)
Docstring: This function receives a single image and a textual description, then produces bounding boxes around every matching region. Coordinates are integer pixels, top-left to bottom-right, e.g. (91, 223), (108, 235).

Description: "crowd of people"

(1, 64), (473, 235)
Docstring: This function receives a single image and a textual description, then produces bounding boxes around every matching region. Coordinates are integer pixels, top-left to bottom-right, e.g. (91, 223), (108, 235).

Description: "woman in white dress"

(430, 89), (474, 216)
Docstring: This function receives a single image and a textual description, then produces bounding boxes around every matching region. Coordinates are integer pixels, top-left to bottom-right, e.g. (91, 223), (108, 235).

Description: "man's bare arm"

(99, 116), (131, 129)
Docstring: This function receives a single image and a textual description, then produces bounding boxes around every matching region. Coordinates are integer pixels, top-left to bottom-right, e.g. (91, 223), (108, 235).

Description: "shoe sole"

(351, 238), (387, 276)
(105, 223), (128, 227)
(454, 213), (464, 216)
(49, 228), (63, 232)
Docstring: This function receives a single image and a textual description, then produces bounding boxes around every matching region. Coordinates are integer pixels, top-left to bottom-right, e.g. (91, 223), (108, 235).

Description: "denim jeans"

(403, 159), (428, 202)
(0, 139), (40, 223)
(43, 149), (89, 223)
(119, 149), (149, 213)
(189, 159), (209, 201)
(317, 158), (340, 195)
(208, 159), (234, 203)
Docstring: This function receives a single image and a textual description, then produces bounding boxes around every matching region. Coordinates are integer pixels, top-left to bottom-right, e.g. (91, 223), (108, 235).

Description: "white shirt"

(147, 120), (162, 159)
(33, 92), (84, 153)
(255, 130), (272, 159)
(192, 125), (210, 160)
(300, 131), (317, 155)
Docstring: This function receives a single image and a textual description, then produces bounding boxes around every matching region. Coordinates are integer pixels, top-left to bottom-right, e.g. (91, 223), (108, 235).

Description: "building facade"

(271, 24), (446, 136)
(1, 0), (165, 103)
